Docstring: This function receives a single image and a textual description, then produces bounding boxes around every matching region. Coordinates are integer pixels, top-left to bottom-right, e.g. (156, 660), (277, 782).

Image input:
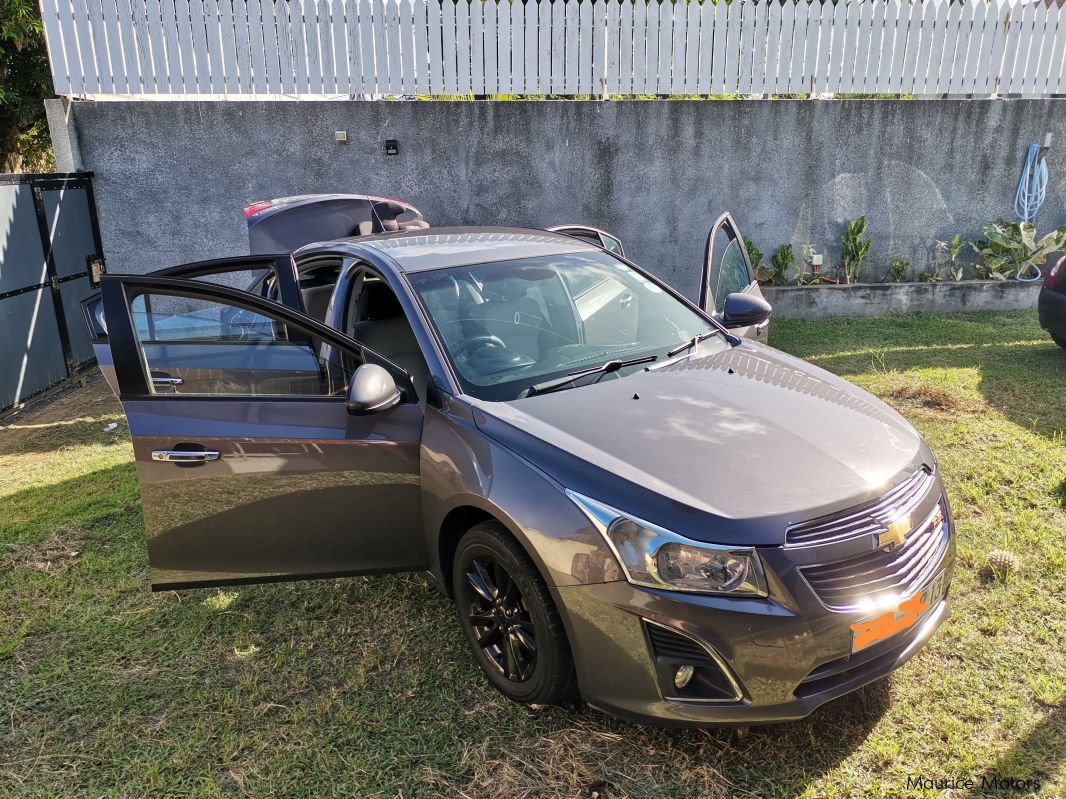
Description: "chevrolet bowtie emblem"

(878, 516), (910, 549)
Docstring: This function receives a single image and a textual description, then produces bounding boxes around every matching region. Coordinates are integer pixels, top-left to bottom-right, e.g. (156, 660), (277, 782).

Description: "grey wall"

(763, 280), (1041, 321)
(48, 98), (1065, 301)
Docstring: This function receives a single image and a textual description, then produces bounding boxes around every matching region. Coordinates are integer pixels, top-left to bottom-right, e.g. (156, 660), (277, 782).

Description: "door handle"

(151, 376), (184, 386)
(152, 450), (221, 463)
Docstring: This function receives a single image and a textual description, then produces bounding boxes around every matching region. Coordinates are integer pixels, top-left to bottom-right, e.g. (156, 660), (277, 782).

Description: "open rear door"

(700, 213), (769, 341)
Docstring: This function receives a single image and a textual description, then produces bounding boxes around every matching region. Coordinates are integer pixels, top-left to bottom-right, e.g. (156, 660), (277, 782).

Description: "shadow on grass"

(1, 461), (140, 549)
(965, 705), (1063, 797)
(629, 678), (893, 798)
(1054, 478), (1066, 510)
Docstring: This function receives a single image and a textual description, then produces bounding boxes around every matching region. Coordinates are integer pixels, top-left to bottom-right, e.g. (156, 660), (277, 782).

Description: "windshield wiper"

(526, 355), (658, 397)
(666, 331), (719, 358)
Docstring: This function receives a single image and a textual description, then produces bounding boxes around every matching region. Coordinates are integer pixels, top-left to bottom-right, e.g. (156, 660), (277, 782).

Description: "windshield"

(408, 251), (722, 401)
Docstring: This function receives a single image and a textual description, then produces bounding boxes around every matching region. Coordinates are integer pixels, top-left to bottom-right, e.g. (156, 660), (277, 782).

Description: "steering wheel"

(458, 334), (508, 360)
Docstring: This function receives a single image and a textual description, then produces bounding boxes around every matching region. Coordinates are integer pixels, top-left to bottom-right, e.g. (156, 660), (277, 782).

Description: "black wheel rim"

(464, 556), (537, 682)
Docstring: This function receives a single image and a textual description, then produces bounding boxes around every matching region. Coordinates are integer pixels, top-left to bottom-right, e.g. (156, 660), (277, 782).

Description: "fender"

(419, 402), (622, 592)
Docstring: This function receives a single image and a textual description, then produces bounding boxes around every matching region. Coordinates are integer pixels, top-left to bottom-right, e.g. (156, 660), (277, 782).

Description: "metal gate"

(0, 172), (104, 415)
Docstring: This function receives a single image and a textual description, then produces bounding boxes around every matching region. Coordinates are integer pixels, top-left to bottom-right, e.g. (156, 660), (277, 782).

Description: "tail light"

(244, 201), (274, 218)
(1045, 257), (1063, 291)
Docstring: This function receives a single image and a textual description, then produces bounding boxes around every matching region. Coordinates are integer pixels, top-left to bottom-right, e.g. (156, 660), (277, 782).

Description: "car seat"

(467, 274), (546, 361)
(349, 281), (430, 402)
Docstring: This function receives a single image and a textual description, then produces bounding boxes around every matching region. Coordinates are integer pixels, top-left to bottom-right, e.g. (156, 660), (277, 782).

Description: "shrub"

(840, 216), (872, 284)
(935, 234), (967, 281)
(889, 259), (910, 282)
(970, 221), (1066, 281)
(757, 244), (793, 286)
(743, 237), (763, 272)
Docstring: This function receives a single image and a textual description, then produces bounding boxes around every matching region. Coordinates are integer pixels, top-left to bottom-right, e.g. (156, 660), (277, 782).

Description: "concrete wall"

(48, 98), (1065, 302)
(762, 280), (1041, 321)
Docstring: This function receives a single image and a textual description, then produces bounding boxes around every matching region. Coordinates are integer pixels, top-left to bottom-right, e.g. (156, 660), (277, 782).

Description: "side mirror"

(721, 293), (772, 329)
(346, 363), (402, 415)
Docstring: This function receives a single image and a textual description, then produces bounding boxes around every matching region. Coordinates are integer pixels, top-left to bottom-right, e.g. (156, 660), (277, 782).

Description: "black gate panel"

(0, 172), (103, 414)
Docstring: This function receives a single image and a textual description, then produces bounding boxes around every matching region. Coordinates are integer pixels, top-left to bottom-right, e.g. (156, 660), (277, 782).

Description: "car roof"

(298, 226), (600, 273)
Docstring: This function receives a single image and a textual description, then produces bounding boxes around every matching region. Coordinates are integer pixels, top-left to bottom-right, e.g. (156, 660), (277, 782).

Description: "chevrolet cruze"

(84, 210), (954, 726)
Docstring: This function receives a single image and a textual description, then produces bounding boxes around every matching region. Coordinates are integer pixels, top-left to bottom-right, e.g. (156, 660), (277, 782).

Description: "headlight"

(566, 490), (768, 596)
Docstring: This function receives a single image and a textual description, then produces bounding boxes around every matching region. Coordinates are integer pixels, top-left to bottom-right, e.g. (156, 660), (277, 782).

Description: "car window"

(410, 251), (722, 401)
(130, 293), (358, 397)
(711, 229), (753, 313)
(599, 234), (624, 256)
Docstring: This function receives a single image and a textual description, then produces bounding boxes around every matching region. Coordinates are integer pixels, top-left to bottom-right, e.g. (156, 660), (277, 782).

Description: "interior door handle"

(152, 450), (221, 463)
(152, 376), (184, 386)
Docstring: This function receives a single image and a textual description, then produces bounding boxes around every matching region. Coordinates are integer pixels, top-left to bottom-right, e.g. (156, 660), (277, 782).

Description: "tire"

(1052, 334), (1066, 351)
(452, 520), (577, 705)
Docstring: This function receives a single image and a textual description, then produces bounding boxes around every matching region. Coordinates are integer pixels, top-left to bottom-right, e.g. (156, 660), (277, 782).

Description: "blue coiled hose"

(1015, 144), (1049, 281)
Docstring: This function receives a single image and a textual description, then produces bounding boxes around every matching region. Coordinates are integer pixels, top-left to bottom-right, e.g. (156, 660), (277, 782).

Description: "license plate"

(850, 570), (948, 653)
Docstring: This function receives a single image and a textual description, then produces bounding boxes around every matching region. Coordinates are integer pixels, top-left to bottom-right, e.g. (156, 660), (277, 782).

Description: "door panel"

(700, 213), (769, 340)
(547, 225), (626, 257)
(126, 399), (423, 589)
(100, 274), (424, 589)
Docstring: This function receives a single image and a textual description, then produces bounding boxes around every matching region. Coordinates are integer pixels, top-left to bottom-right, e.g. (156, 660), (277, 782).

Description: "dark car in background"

(82, 206), (953, 726)
(1038, 253), (1066, 349)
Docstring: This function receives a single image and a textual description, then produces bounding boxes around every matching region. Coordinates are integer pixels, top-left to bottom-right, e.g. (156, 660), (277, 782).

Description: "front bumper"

(556, 505), (956, 727)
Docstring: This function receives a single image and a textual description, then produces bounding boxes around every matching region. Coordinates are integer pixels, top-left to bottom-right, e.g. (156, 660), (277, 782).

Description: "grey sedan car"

(85, 221), (954, 726)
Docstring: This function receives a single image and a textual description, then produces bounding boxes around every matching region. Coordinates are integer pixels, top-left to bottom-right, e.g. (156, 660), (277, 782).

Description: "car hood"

(470, 341), (932, 546)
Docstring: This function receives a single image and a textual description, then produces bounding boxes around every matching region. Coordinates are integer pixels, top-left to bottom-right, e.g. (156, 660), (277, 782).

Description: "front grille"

(786, 466), (935, 547)
(799, 501), (949, 610)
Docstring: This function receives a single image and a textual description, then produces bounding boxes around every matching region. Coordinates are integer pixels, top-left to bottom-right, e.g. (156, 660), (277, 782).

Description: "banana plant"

(971, 221), (1066, 280)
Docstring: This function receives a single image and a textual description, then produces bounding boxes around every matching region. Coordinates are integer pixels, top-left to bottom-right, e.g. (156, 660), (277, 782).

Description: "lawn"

(1, 310), (1063, 798)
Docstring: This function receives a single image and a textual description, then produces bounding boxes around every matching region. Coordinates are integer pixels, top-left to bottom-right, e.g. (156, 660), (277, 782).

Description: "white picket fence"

(41, 0), (1066, 99)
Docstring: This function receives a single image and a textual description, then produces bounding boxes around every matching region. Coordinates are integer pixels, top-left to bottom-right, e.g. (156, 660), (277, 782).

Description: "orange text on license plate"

(849, 581), (939, 652)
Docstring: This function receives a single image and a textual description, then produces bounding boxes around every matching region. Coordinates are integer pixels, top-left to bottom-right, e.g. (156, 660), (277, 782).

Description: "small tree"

(839, 216), (872, 284)
(0, 0), (54, 170)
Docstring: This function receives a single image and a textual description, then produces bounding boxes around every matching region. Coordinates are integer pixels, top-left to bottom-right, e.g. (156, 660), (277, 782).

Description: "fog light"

(674, 664), (695, 689)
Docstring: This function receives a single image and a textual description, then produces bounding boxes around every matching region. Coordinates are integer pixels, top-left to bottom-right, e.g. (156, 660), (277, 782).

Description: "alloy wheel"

(464, 557), (537, 682)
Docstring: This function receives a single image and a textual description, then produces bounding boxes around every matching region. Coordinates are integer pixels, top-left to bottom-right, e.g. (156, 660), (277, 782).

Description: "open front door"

(546, 225), (626, 257)
(99, 274), (425, 590)
(700, 214), (770, 340)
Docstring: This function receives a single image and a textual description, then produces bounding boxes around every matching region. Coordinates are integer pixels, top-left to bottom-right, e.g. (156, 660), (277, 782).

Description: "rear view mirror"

(346, 364), (402, 415)
(721, 293), (772, 329)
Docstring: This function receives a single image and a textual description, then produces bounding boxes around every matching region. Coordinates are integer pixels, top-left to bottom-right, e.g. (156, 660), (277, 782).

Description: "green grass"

(2, 310), (1063, 798)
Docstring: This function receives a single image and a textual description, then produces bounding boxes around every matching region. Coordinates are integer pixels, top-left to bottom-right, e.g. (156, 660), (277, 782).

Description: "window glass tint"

(563, 229), (601, 247)
(131, 294), (358, 397)
(411, 251), (721, 401)
(298, 264), (342, 289)
(600, 234), (624, 256)
(711, 229), (752, 313)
